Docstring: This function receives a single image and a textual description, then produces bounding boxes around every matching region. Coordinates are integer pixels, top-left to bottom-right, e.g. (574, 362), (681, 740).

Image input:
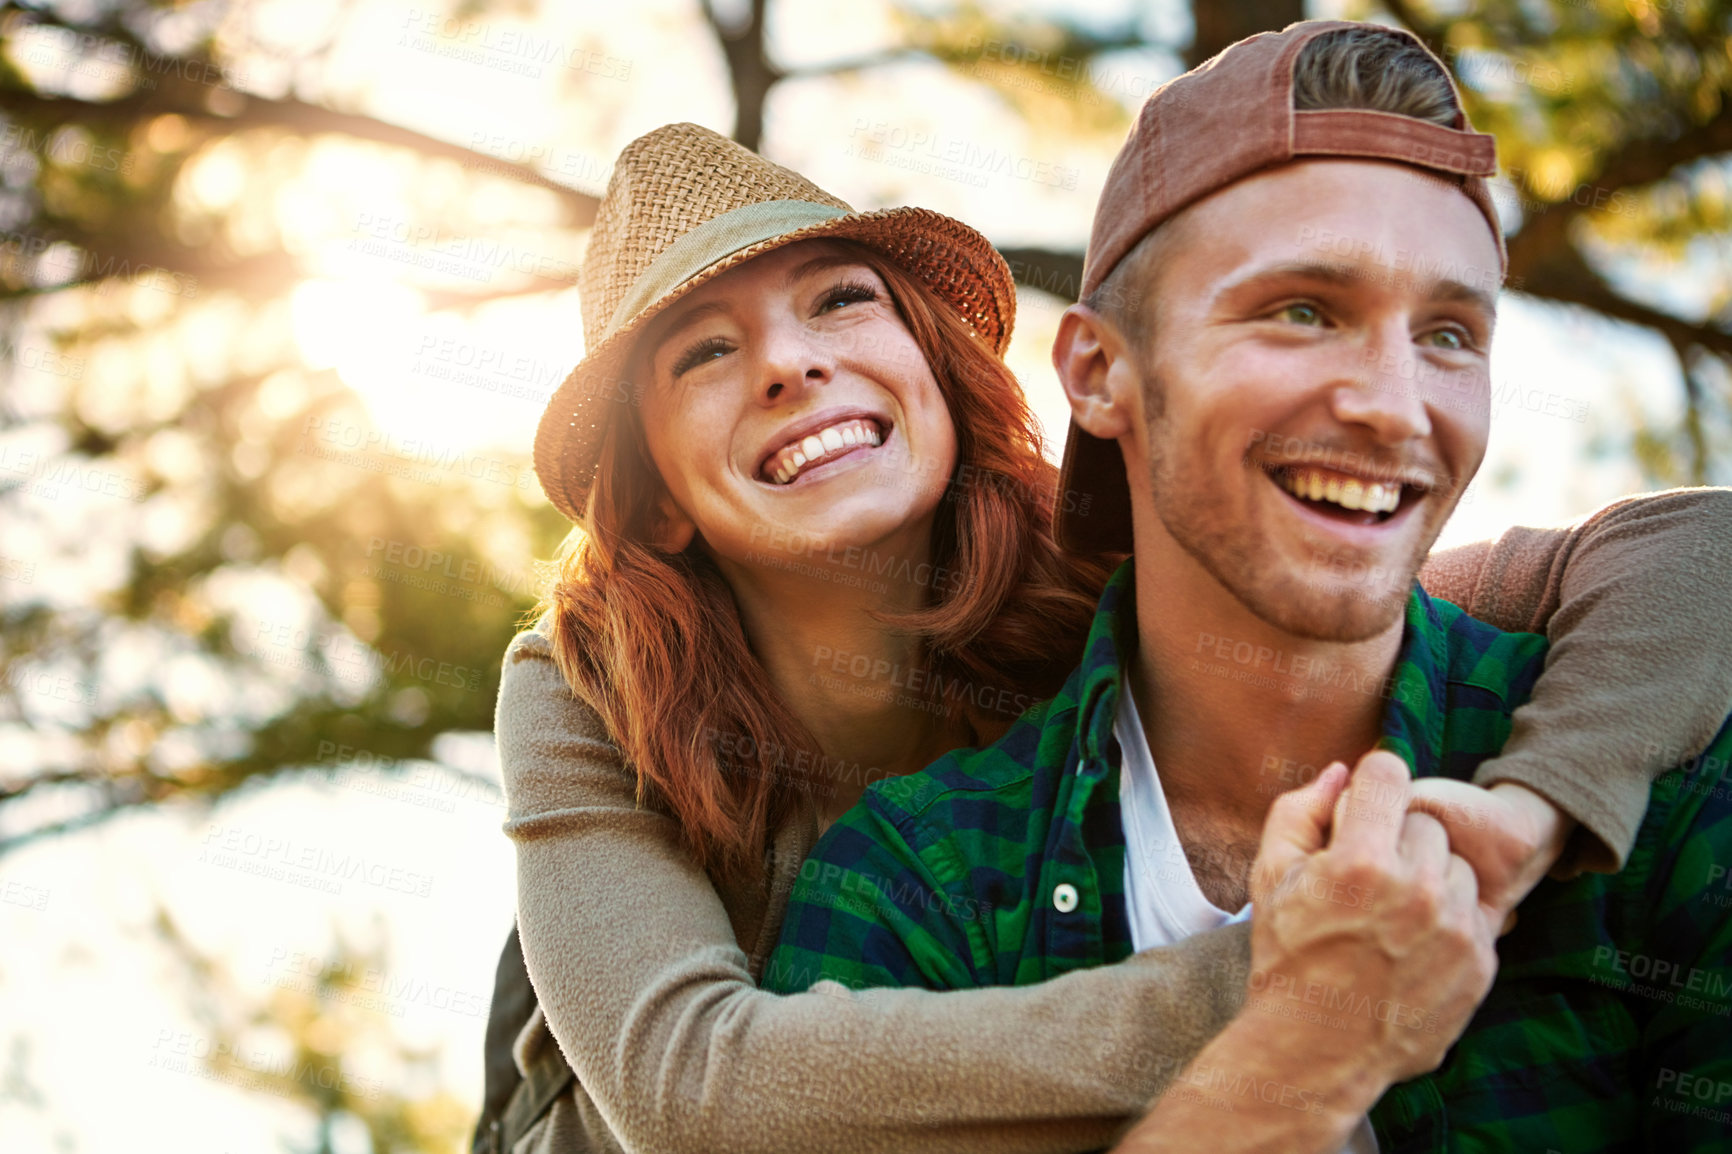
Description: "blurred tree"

(0, 0), (585, 856)
(1, 0), (1727, 887)
(150, 908), (473, 1154)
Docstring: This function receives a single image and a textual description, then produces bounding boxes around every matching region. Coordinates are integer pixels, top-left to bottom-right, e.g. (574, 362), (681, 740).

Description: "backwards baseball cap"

(1054, 19), (1503, 554)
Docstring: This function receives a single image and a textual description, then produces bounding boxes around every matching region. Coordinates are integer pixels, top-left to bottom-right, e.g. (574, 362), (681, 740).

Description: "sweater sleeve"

(499, 627), (1249, 1154)
(1416, 487), (1732, 876)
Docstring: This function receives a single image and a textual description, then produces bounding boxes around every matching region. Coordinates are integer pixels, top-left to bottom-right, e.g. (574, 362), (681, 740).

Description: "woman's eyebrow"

(783, 253), (867, 286)
(653, 299), (731, 348)
(652, 255), (867, 350)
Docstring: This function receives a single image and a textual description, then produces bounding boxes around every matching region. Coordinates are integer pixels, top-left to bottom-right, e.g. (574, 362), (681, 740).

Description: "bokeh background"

(1, 0), (1729, 1150)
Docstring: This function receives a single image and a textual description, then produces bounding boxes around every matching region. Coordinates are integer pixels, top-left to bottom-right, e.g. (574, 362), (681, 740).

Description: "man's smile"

(1258, 460), (1432, 540)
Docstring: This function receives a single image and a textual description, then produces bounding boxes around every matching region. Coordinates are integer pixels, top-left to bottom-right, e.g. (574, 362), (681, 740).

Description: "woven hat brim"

(533, 206), (1017, 526)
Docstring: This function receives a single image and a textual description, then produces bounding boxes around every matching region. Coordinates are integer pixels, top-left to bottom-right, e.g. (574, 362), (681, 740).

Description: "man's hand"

(1249, 750), (1500, 1088)
(1112, 752), (1501, 1154)
(1406, 778), (1575, 935)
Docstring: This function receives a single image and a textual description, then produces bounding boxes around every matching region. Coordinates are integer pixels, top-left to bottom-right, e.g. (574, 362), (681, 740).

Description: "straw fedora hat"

(531, 122), (1019, 525)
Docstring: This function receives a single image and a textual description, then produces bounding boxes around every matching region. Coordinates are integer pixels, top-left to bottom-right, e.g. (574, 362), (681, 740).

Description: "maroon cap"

(1055, 19), (1503, 554)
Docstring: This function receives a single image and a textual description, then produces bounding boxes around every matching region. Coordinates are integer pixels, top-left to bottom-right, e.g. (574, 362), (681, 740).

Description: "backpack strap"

(499, 1034), (579, 1152)
(472, 925), (572, 1154)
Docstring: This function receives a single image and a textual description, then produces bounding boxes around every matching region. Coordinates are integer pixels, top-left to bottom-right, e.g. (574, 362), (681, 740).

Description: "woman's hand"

(1407, 777), (1575, 935)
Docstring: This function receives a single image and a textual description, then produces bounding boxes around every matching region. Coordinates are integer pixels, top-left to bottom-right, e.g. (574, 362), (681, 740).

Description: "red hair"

(533, 244), (1116, 879)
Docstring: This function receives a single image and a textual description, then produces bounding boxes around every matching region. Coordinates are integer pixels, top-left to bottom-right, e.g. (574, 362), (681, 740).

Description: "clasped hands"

(1109, 755), (1578, 1154)
(1244, 752), (1574, 1096)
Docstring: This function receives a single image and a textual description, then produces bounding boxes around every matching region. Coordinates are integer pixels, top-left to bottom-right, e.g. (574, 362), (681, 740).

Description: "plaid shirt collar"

(1066, 558), (1455, 803)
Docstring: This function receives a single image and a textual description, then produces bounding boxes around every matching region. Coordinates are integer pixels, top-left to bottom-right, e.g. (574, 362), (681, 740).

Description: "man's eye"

(1419, 327), (1472, 351)
(1274, 303), (1324, 326)
(671, 337), (732, 378)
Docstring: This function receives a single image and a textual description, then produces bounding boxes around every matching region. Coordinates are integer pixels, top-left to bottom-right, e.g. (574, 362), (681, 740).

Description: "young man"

(764, 21), (1732, 1153)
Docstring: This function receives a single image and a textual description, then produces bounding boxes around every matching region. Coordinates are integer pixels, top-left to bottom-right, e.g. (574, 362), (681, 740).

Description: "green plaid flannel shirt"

(764, 560), (1732, 1152)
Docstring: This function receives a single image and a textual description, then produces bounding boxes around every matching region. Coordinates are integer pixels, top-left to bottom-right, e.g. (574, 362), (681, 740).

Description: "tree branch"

(781, 49), (929, 80)
(996, 246), (1086, 302)
(0, 80), (599, 225)
(1514, 237), (1732, 362)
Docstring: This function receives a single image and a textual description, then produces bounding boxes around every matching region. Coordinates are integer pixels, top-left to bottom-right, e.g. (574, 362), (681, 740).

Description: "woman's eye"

(1274, 302), (1324, 326)
(818, 281), (879, 313)
(671, 337), (732, 378)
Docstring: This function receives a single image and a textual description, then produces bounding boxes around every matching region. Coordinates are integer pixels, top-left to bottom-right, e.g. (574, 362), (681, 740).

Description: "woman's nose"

(758, 324), (834, 403)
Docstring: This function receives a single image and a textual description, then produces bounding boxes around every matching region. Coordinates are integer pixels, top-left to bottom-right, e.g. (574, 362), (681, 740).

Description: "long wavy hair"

(532, 241), (1117, 880)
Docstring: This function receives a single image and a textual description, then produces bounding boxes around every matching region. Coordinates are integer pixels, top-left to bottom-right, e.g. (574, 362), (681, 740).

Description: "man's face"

(1117, 159), (1501, 641)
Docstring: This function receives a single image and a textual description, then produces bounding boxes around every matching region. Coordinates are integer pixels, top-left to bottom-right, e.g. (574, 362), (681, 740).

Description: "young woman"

(477, 122), (1732, 1154)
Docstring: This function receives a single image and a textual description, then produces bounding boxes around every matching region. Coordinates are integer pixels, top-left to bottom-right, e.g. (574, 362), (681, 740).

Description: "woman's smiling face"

(635, 240), (957, 568)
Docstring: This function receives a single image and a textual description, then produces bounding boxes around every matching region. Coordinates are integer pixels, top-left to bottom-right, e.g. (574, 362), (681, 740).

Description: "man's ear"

(1052, 304), (1137, 441)
(650, 489), (697, 553)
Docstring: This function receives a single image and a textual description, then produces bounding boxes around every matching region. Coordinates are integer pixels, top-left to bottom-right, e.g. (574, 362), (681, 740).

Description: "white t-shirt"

(1116, 686), (1377, 1154)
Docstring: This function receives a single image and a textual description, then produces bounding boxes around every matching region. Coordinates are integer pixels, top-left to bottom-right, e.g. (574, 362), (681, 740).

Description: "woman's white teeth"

(1280, 467), (1401, 514)
(768, 419), (884, 484)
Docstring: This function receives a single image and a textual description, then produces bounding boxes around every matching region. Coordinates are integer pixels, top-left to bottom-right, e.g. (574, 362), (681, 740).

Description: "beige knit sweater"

(499, 487), (1732, 1154)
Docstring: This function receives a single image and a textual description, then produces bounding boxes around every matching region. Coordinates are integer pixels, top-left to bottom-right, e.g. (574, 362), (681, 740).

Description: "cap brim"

(1053, 418), (1133, 554)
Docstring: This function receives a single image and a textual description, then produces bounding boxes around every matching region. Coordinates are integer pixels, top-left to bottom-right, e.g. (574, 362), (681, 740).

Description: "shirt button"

(1053, 883), (1079, 913)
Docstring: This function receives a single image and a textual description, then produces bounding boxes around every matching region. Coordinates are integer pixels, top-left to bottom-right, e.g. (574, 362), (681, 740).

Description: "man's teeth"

(1278, 467), (1402, 514)
(769, 419), (883, 484)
